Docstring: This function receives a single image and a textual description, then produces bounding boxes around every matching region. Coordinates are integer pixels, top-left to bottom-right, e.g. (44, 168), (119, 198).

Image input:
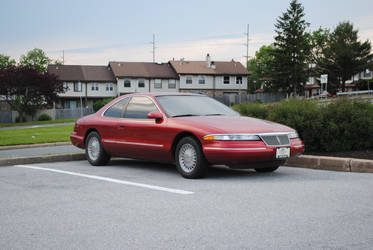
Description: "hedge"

(93, 98), (115, 112)
(233, 98), (373, 152)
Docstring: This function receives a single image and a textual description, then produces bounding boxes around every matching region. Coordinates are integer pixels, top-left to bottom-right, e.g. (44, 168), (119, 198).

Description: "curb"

(0, 142), (71, 151)
(285, 155), (373, 173)
(0, 152), (85, 167)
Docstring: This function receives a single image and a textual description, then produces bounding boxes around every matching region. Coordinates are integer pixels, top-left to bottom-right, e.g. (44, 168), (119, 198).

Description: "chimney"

(206, 53), (211, 68)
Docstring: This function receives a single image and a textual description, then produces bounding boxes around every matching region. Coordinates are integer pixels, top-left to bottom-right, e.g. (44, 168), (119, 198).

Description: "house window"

(91, 83), (99, 91)
(186, 76), (192, 84)
(154, 79), (162, 88)
(364, 69), (371, 78)
(138, 79), (145, 88)
(199, 75), (205, 84)
(223, 76), (230, 84)
(73, 82), (82, 92)
(236, 76), (242, 84)
(63, 82), (69, 91)
(106, 83), (113, 91)
(168, 79), (176, 89)
(124, 79), (131, 88)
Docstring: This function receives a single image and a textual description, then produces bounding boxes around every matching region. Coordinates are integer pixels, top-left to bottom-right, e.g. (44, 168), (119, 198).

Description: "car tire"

(175, 137), (208, 179)
(85, 131), (110, 166)
(254, 166), (280, 173)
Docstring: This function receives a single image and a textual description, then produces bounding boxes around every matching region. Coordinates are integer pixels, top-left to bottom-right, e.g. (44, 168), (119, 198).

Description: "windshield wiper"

(171, 114), (199, 118)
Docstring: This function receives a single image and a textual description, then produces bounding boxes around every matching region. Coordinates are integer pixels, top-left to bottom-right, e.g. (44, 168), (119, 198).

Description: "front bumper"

(203, 138), (304, 165)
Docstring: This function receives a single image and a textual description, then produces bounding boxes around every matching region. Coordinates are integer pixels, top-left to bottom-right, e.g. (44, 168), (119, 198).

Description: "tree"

(320, 22), (373, 92)
(272, 0), (310, 96)
(0, 54), (16, 68)
(19, 48), (51, 72)
(0, 66), (63, 121)
(247, 45), (276, 93)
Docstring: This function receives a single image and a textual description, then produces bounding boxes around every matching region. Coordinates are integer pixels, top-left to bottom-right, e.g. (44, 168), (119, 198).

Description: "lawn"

(0, 118), (77, 128)
(0, 125), (74, 146)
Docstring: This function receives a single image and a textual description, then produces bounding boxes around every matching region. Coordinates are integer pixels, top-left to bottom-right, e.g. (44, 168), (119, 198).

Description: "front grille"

(260, 134), (290, 146)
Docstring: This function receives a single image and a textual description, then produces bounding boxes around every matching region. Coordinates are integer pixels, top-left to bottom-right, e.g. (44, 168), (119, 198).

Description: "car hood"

(175, 115), (294, 134)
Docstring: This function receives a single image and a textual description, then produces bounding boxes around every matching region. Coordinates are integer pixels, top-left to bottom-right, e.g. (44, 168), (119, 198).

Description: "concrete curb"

(0, 142), (71, 151)
(0, 148), (372, 174)
(0, 152), (85, 167)
(285, 155), (373, 173)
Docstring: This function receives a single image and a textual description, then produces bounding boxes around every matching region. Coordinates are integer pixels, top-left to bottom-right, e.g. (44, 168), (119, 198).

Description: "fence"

(0, 108), (94, 123)
(214, 93), (286, 106)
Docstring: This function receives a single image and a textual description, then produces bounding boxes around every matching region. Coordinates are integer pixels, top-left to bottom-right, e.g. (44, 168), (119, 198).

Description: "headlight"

(288, 132), (299, 139)
(203, 134), (260, 141)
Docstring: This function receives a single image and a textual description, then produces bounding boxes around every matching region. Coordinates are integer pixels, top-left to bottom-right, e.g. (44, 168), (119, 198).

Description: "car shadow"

(105, 158), (291, 180)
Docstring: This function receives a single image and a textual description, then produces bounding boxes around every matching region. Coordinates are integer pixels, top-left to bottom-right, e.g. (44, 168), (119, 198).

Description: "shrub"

(38, 113), (52, 121)
(93, 98), (114, 112)
(234, 98), (373, 152)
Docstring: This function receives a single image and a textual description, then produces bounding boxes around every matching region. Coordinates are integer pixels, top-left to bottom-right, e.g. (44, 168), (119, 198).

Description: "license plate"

(276, 147), (290, 159)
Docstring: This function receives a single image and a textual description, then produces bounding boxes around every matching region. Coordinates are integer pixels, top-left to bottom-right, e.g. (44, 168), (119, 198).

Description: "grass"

(0, 118), (77, 128)
(0, 125), (74, 146)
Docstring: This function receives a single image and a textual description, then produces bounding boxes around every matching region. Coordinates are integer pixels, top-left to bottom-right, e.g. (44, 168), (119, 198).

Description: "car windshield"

(155, 95), (239, 117)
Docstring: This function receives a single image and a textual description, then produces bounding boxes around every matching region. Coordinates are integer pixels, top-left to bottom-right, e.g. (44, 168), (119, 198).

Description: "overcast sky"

(1, 0), (372, 65)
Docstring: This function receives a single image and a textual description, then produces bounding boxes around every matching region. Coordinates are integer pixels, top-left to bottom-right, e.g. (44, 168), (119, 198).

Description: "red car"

(71, 93), (304, 178)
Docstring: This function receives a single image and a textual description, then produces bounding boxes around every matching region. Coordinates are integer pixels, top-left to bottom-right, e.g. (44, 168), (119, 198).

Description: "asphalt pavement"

(0, 145), (83, 158)
(1, 160), (373, 249)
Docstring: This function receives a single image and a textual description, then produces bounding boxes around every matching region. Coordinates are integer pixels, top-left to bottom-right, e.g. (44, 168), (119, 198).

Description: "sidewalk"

(0, 143), (83, 159)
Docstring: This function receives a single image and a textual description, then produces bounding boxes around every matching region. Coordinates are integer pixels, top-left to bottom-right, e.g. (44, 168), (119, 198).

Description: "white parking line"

(15, 165), (194, 195)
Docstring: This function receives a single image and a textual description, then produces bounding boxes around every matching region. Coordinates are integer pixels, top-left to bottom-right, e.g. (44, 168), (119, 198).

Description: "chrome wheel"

(178, 143), (197, 173)
(87, 136), (100, 161)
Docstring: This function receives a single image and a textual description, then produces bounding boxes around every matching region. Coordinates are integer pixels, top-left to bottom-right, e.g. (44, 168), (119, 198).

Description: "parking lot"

(1, 160), (373, 249)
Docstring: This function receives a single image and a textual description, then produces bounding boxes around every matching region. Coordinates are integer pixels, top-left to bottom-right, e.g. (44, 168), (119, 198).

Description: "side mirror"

(147, 111), (163, 120)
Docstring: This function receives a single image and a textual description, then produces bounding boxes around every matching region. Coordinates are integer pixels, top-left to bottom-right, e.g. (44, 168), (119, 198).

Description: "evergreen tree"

(272, 0), (310, 96)
(320, 22), (372, 92)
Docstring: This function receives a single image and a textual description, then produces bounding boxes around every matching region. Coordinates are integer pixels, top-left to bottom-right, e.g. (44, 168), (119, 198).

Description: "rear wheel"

(85, 131), (110, 166)
(254, 166), (279, 173)
(175, 137), (207, 179)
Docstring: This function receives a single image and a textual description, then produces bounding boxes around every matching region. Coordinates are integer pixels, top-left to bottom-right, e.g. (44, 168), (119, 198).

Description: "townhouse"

(47, 64), (116, 108)
(108, 62), (179, 95)
(47, 54), (250, 108)
(169, 54), (249, 97)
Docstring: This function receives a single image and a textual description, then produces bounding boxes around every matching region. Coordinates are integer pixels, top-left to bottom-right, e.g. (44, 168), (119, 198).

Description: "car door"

(98, 97), (131, 156)
(118, 96), (170, 161)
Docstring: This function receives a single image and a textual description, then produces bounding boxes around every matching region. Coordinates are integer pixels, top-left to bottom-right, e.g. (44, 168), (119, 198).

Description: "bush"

(234, 98), (373, 152)
(38, 113), (52, 121)
(93, 98), (114, 112)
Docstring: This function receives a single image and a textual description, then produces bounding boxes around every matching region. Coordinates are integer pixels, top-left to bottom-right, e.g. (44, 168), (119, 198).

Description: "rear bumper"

(203, 139), (304, 166)
(70, 132), (85, 149)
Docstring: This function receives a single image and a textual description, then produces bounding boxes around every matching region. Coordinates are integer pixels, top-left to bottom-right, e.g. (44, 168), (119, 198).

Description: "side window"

(124, 96), (158, 119)
(103, 98), (129, 118)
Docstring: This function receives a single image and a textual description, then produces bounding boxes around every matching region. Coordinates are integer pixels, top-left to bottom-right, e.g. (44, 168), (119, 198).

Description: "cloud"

(41, 32), (274, 65)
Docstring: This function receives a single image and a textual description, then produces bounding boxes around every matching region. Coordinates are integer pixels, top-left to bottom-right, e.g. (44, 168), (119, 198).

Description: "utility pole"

(62, 50), (65, 65)
(152, 34), (156, 63)
(244, 24), (249, 69)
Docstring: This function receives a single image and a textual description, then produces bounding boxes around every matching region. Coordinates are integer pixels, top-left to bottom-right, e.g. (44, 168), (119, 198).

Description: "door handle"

(118, 125), (126, 129)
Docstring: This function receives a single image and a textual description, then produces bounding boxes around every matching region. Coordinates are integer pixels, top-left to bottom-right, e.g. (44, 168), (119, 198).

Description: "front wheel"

(85, 131), (111, 166)
(175, 137), (208, 179)
(254, 166), (279, 173)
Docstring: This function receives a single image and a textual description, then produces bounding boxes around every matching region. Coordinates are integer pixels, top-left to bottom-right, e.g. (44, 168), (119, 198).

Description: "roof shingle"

(169, 60), (249, 75)
(109, 62), (178, 79)
(47, 65), (115, 82)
